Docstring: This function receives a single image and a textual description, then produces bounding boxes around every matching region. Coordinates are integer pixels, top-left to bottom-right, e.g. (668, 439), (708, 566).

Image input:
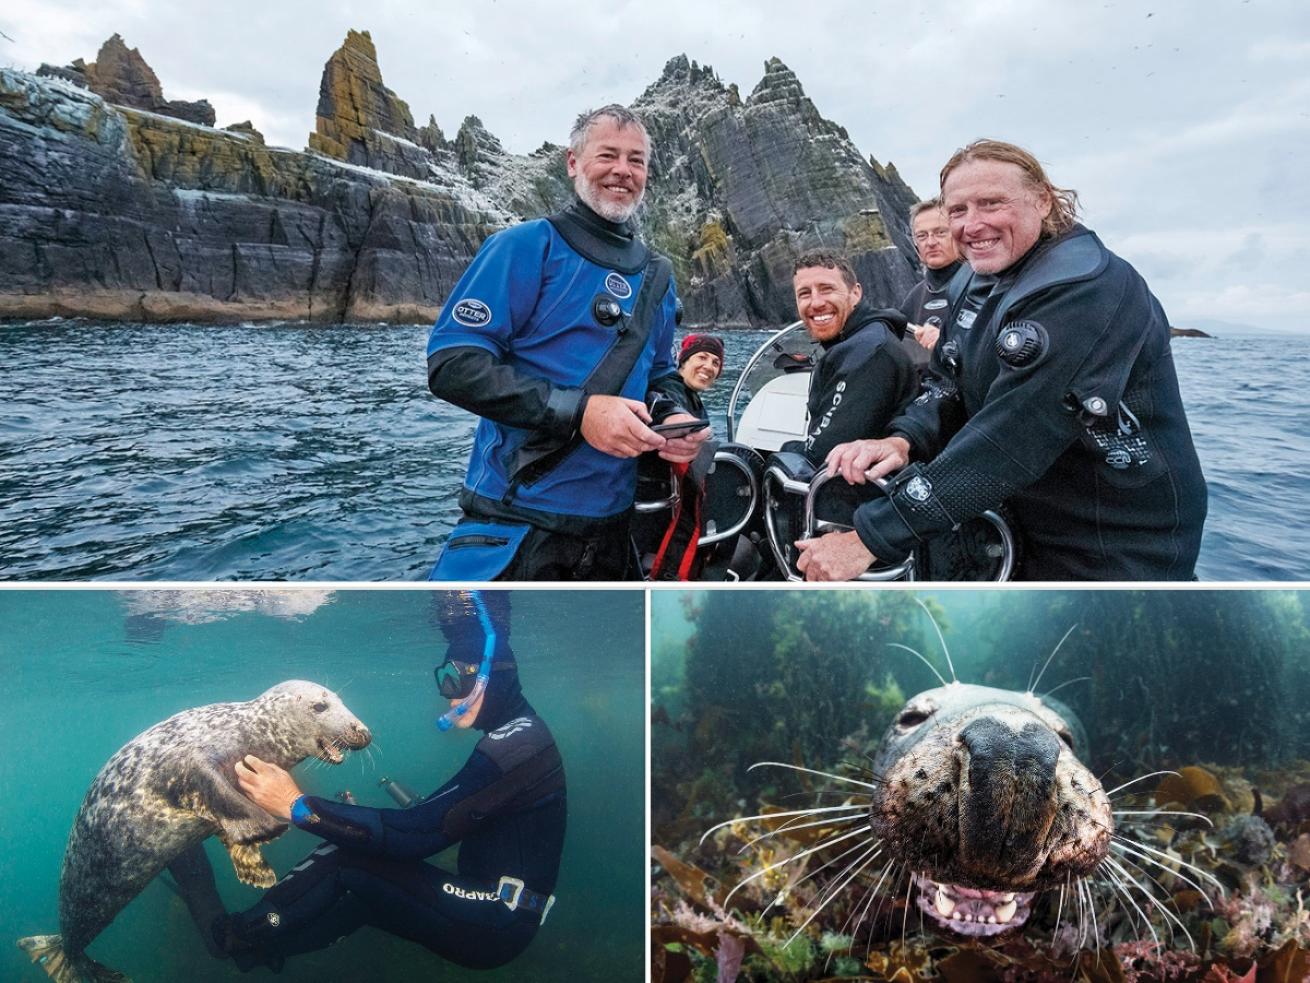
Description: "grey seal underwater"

(710, 616), (1221, 953)
(17, 680), (371, 983)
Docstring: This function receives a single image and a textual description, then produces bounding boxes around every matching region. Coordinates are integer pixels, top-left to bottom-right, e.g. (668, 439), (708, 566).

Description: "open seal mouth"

(316, 730), (369, 764)
(912, 873), (1036, 937)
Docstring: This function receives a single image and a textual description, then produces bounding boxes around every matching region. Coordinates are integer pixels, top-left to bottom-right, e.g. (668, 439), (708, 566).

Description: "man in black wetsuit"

(788, 250), (918, 466)
(798, 140), (1207, 581)
(212, 591), (566, 972)
(898, 199), (967, 367)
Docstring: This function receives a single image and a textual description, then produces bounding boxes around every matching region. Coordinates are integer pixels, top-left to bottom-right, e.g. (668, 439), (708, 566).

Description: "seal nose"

(350, 721), (372, 748)
(956, 717), (1061, 883)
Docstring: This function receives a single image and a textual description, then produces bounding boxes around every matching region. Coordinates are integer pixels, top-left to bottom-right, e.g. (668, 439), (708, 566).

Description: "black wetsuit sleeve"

(886, 351), (967, 461)
(291, 749), (504, 861)
(853, 274), (1134, 561)
(804, 335), (916, 465)
(427, 346), (585, 439)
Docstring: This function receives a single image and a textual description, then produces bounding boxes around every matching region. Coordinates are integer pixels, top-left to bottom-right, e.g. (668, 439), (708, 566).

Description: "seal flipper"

(16, 935), (130, 983)
(223, 841), (277, 889)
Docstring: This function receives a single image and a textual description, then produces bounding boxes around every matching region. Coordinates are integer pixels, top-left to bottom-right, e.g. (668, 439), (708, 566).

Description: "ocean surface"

(2, 320), (1307, 581)
(0, 589), (645, 983)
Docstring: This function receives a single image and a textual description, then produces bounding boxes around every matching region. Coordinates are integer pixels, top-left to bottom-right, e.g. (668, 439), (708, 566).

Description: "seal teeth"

(995, 899), (1018, 923)
(934, 887), (956, 919)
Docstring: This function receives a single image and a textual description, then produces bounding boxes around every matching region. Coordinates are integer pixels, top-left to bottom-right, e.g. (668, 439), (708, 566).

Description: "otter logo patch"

(451, 298), (492, 327)
(1106, 449), (1133, 470)
(956, 310), (977, 330)
(924, 299), (948, 311)
(489, 717), (533, 740)
(604, 272), (632, 299)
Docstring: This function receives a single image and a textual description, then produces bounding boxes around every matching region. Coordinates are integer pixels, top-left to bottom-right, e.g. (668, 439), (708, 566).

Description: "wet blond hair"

(939, 140), (1079, 238)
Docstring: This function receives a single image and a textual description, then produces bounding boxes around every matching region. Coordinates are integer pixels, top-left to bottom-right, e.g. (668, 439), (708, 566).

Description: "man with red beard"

(426, 105), (707, 580)
(797, 140), (1206, 581)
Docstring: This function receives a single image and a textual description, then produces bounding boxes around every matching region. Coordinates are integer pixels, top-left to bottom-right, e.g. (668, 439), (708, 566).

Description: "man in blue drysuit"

(425, 105), (707, 581)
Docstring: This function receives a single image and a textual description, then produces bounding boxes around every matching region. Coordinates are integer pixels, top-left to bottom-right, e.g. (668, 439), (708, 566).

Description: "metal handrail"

(697, 450), (761, 546)
(725, 321), (806, 442)
(804, 470), (917, 581)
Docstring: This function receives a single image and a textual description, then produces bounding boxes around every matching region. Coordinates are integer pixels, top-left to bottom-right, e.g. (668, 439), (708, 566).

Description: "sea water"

(2, 321), (1306, 580)
(0, 589), (645, 983)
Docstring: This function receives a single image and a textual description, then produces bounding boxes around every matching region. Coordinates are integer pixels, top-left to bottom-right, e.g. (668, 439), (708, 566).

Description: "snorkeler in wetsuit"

(204, 591), (566, 972)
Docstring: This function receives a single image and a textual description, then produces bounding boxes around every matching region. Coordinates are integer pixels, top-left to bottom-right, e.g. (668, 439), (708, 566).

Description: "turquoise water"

(3, 321), (1306, 580)
(0, 589), (645, 983)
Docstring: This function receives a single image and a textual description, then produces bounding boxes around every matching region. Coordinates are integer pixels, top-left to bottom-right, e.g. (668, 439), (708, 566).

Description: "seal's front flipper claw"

(225, 842), (276, 888)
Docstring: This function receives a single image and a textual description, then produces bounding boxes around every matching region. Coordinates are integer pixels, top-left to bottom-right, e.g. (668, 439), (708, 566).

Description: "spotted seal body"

(17, 681), (371, 982)
(869, 682), (1111, 937)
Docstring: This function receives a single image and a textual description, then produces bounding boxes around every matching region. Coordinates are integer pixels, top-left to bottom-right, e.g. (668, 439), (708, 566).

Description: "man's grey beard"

(574, 173), (644, 224)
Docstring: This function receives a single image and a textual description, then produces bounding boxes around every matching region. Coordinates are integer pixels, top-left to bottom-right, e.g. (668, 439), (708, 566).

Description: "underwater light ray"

(1030, 623), (1078, 694)
(1105, 853), (1196, 951)
(738, 810), (868, 854)
(746, 761), (882, 789)
(1105, 770), (1181, 798)
(886, 643), (947, 689)
(913, 596), (957, 683)
(701, 803), (873, 846)
(785, 844), (882, 948)
(1110, 835), (1226, 896)
(722, 825), (870, 906)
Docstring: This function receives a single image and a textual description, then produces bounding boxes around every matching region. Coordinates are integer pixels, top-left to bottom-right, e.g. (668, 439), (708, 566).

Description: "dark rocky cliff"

(1, 33), (923, 325)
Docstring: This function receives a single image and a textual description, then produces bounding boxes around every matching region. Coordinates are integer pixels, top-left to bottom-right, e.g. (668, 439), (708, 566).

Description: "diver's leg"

(166, 842), (228, 958)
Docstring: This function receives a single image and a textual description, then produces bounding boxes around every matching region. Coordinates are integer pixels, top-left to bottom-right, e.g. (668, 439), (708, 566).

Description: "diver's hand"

(581, 395), (664, 458)
(912, 323), (940, 350)
(657, 413), (711, 463)
(236, 755), (303, 821)
(825, 437), (911, 485)
(795, 530), (876, 582)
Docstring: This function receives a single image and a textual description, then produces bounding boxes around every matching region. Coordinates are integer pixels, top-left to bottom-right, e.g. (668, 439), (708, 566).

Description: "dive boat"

(633, 322), (1016, 582)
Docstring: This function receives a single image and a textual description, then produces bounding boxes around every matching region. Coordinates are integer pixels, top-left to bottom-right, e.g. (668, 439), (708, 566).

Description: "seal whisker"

(738, 811), (868, 854)
(1104, 770), (1181, 798)
(783, 834), (884, 900)
(701, 803), (872, 846)
(913, 596), (957, 683)
(1081, 876), (1102, 960)
(1112, 842), (1220, 918)
(785, 844), (882, 948)
(1109, 835), (1226, 896)
(1113, 809), (1214, 827)
(840, 855), (894, 953)
(746, 761), (881, 789)
(1105, 854), (1198, 951)
(1098, 856), (1159, 947)
(1029, 623), (1078, 694)
(780, 788), (874, 804)
(1040, 675), (1091, 700)
(723, 825), (870, 905)
(886, 643), (948, 688)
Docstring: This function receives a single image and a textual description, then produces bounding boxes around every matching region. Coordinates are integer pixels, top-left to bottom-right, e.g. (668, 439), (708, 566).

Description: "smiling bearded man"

(425, 104), (708, 581)
(797, 140), (1207, 582)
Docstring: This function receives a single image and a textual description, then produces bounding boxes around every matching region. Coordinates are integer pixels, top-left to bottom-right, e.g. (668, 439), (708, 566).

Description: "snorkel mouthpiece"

(435, 591), (496, 732)
(436, 674), (488, 731)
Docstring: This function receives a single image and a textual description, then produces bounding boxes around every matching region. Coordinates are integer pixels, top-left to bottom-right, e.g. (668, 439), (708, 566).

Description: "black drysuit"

(795, 303), (918, 466)
(853, 225), (1207, 580)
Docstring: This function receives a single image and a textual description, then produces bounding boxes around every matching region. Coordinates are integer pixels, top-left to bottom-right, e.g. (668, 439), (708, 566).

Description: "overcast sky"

(4, 0), (1307, 328)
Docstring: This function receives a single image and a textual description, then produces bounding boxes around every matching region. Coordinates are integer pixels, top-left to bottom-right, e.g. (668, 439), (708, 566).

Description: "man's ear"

(565, 148), (578, 178)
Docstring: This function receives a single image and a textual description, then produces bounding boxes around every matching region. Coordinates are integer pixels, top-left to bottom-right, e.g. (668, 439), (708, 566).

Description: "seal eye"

(1057, 730), (1075, 750)
(311, 701), (329, 714)
(898, 709), (931, 728)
